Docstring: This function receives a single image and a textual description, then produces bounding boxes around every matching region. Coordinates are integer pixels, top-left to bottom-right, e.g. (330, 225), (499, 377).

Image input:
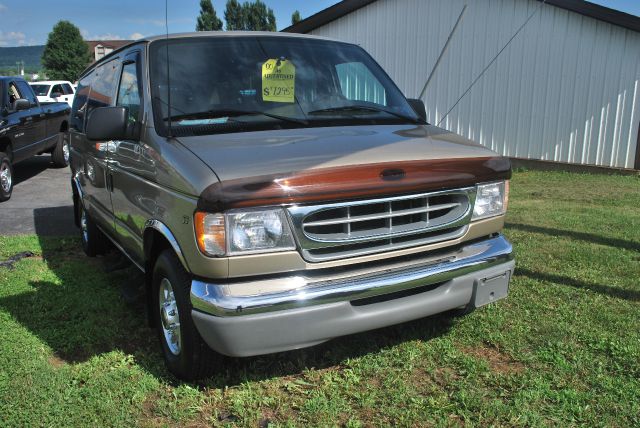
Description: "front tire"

(0, 152), (13, 202)
(77, 201), (107, 257)
(152, 249), (216, 380)
(51, 132), (70, 168)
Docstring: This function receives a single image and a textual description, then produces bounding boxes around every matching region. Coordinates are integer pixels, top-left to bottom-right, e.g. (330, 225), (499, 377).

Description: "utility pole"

(15, 61), (24, 77)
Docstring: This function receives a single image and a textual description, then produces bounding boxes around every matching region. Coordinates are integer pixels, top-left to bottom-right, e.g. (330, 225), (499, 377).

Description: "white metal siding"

(309, 0), (640, 168)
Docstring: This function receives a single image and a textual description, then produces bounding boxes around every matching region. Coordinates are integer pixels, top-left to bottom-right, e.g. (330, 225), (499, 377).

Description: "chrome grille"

(287, 188), (475, 262)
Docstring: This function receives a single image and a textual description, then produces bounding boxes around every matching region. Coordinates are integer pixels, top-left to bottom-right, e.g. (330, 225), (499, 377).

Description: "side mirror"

(86, 106), (128, 141)
(407, 98), (427, 123)
(51, 92), (62, 98)
(13, 99), (31, 111)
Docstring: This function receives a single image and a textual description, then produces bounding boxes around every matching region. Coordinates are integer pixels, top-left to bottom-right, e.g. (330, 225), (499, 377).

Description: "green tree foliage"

(223, 0), (276, 31)
(245, 0), (276, 31)
(196, 0), (223, 31)
(224, 0), (246, 30)
(291, 10), (302, 25)
(41, 21), (92, 81)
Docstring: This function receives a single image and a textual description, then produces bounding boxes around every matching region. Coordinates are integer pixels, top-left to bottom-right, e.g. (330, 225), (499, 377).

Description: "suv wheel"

(152, 249), (216, 380)
(51, 132), (70, 168)
(78, 202), (107, 256)
(0, 152), (13, 202)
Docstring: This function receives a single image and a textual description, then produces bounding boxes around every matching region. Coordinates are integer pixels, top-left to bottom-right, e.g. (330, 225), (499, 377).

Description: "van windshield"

(149, 36), (421, 136)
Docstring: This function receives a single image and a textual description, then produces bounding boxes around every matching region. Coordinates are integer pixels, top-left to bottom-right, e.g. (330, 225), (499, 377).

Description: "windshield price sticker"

(262, 59), (295, 103)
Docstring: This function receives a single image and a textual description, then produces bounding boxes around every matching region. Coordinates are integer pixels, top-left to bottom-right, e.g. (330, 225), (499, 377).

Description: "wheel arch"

(0, 136), (13, 160)
(71, 175), (83, 227)
(143, 220), (190, 326)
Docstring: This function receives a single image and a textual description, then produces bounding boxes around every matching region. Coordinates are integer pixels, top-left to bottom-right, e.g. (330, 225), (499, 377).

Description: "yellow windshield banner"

(262, 59), (295, 103)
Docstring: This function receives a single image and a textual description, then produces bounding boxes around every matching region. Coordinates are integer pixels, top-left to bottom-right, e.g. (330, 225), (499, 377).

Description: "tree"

(291, 10), (301, 25)
(41, 21), (92, 82)
(196, 0), (223, 31)
(223, 0), (276, 31)
(245, 0), (276, 31)
(224, 0), (246, 30)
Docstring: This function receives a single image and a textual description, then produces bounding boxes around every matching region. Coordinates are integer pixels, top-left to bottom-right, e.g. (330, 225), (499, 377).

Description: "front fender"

(143, 219), (190, 273)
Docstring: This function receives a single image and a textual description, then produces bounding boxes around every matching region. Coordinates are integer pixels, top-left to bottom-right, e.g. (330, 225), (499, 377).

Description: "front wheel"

(152, 249), (216, 380)
(51, 132), (70, 168)
(0, 152), (13, 202)
(77, 201), (107, 257)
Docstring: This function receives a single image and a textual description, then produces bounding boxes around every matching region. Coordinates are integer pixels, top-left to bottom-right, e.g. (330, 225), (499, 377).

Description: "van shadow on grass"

(517, 267), (640, 302)
(0, 207), (456, 386)
(506, 222), (640, 302)
(506, 222), (640, 253)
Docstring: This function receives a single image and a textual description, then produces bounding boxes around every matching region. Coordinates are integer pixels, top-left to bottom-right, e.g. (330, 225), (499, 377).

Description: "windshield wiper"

(308, 105), (420, 124)
(164, 109), (308, 126)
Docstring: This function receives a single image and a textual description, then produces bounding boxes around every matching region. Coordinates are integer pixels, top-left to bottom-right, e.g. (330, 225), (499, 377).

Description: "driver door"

(110, 52), (152, 266)
(7, 80), (44, 162)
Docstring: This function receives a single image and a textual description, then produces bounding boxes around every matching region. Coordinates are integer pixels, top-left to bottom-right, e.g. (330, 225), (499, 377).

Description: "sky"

(0, 0), (638, 47)
(0, 0), (340, 47)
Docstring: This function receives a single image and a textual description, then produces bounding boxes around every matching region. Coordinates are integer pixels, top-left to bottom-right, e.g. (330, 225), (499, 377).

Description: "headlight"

(472, 181), (509, 220)
(227, 209), (295, 255)
(195, 208), (296, 257)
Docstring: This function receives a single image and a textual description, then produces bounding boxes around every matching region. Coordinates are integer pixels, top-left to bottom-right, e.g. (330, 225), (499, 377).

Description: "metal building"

(285, 0), (640, 170)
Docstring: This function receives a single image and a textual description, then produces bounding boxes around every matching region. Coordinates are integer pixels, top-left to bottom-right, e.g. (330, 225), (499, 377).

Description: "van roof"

(80, 31), (345, 78)
(140, 31), (338, 43)
(28, 80), (72, 85)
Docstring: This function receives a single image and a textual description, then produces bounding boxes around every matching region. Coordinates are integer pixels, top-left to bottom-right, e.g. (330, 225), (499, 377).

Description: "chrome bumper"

(191, 235), (514, 317)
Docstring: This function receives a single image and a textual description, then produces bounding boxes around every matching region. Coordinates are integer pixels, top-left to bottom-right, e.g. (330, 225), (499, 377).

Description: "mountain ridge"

(0, 45), (45, 69)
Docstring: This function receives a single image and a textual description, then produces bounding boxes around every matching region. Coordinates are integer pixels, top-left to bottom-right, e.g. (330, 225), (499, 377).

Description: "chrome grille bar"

(303, 202), (462, 227)
(287, 187), (476, 262)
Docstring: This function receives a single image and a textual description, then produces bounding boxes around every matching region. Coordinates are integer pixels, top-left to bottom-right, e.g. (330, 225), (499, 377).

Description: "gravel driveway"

(0, 155), (75, 236)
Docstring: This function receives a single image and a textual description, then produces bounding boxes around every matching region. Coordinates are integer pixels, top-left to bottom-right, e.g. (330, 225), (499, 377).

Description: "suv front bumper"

(190, 235), (514, 357)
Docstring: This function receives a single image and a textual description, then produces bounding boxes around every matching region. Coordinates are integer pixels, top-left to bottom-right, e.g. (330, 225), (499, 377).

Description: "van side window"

(335, 62), (387, 106)
(71, 73), (93, 132)
(116, 62), (141, 126)
(62, 83), (74, 95)
(86, 59), (119, 120)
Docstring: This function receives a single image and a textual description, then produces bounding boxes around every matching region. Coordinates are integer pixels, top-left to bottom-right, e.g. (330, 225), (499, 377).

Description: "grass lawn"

(0, 170), (638, 427)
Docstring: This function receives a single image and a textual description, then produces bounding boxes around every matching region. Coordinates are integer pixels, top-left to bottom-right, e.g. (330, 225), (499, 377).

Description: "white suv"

(29, 80), (75, 106)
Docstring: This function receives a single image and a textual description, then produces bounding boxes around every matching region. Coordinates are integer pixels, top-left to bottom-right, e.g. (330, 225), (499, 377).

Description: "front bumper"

(191, 235), (514, 357)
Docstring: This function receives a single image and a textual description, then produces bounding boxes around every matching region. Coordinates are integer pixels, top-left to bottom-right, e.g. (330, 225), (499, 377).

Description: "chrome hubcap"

(80, 207), (88, 243)
(62, 137), (70, 163)
(0, 162), (11, 193)
(159, 278), (181, 355)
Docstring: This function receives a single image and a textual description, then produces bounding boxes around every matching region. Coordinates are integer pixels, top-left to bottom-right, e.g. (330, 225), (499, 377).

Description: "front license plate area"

(474, 271), (510, 308)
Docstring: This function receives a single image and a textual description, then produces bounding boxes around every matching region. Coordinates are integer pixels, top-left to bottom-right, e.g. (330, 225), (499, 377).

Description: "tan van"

(70, 32), (514, 380)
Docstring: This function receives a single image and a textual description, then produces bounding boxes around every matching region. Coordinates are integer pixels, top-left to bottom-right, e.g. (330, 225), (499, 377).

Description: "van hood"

(175, 124), (511, 210)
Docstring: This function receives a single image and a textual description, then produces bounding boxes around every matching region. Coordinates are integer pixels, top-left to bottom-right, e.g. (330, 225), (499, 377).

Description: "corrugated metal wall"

(309, 0), (640, 169)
